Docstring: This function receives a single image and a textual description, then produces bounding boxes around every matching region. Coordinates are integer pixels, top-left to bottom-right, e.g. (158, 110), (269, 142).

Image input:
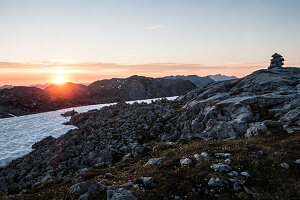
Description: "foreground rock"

(145, 158), (162, 166)
(68, 181), (106, 199)
(107, 188), (138, 200)
(210, 163), (232, 172)
(208, 178), (223, 187)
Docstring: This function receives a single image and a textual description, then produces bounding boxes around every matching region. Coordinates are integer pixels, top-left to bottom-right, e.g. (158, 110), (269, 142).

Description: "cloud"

(1, 61), (299, 85)
(144, 24), (164, 30)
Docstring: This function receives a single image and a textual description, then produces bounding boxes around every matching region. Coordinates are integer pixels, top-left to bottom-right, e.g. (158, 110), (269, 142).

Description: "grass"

(5, 127), (300, 200)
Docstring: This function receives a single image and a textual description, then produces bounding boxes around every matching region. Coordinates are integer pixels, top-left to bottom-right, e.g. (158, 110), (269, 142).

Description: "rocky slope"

(88, 75), (196, 103)
(0, 67), (299, 199)
(0, 76), (196, 118)
(163, 75), (215, 87)
(177, 67), (300, 139)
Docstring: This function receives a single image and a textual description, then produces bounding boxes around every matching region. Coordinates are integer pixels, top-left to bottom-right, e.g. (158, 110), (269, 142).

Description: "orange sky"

(2, 61), (299, 86)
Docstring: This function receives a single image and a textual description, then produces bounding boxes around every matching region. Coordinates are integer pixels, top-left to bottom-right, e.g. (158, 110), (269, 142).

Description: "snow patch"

(0, 96), (178, 166)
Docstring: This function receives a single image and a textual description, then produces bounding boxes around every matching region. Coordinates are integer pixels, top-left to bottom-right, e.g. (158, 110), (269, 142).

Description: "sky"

(0, 0), (299, 85)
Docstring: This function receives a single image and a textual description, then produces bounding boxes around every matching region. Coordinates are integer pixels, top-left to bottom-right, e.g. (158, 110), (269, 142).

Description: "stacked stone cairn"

(268, 53), (284, 69)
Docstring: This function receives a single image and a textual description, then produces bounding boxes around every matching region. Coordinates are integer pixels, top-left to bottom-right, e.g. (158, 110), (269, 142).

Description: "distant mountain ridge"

(208, 74), (237, 81)
(0, 75), (196, 118)
(88, 75), (196, 103)
(0, 85), (14, 90)
(163, 75), (214, 87)
(30, 83), (51, 90)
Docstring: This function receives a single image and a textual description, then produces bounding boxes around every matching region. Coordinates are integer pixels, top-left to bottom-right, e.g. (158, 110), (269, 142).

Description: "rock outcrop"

(178, 67), (300, 139)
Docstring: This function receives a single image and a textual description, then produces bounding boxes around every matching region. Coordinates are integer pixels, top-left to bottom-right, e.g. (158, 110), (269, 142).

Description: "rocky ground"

(0, 67), (299, 199)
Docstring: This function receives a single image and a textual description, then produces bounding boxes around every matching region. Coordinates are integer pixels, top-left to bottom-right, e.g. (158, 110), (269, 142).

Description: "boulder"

(241, 172), (251, 177)
(215, 153), (231, 158)
(225, 159), (232, 165)
(193, 154), (201, 161)
(280, 163), (289, 169)
(180, 158), (192, 166)
(68, 182), (89, 197)
(140, 177), (156, 189)
(208, 178), (223, 187)
(145, 158), (162, 166)
(107, 188), (138, 200)
(210, 163), (232, 172)
(228, 171), (238, 177)
(200, 152), (209, 158)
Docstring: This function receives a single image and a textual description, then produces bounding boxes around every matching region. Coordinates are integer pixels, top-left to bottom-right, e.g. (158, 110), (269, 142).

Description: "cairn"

(268, 53), (284, 69)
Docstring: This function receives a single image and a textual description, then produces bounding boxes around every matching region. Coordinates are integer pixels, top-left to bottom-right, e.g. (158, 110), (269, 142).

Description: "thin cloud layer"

(144, 25), (164, 30)
(0, 61), (299, 86)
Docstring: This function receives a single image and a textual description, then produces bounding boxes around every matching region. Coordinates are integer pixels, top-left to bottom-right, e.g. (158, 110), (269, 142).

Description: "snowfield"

(0, 96), (178, 166)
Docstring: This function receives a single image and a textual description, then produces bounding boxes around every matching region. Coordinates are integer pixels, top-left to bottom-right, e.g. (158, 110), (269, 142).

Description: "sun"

(55, 75), (66, 84)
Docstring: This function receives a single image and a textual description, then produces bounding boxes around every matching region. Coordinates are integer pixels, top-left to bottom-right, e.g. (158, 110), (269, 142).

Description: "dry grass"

(5, 128), (300, 200)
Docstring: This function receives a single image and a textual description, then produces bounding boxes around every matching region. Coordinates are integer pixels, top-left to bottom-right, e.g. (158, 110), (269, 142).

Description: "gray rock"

(200, 152), (209, 158)
(274, 151), (287, 156)
(145, 158), (162, 166)
(132, 145), (144, 158)
(166, 142), (177, 147)
(68, 181), (106, 199)
(107, 185), (121, 191)
(294, 159), (300, 164)
(40, 175), (52, 183)
(87, 181), (106, 199)
(180, 157), (193, 166)
(140, 177), (156, 188)
(72, 175), (85, 185)
(245, 122), (270, 137)
(233, 182), (241, 191)
(244, 186), (255, 195)
(193, 154), (201, 161)
(68, 182), (89, 197)
(241, 171), (251, 177)
(228, 171), (238, 177)
(107, 188), (138, 200)
(229, 178), (245, 185)
(210, 163), (232, 172)
(225, 159), (232, 165)
(122, 182), (134, 187)
(208, 178), (223, 187)
(78, 193), (89, 200)
(215, 153), (231, 158)
(280, 163), (289, 169)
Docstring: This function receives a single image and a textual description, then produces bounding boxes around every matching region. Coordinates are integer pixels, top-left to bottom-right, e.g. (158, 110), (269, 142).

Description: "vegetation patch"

(6, 130), (300, 200)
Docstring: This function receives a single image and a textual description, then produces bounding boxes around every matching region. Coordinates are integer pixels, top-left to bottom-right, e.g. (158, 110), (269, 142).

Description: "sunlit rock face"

(179, 67), (300, 139)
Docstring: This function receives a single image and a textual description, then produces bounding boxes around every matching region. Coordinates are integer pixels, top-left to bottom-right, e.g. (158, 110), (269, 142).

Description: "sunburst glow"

(55, 75), (66, 84)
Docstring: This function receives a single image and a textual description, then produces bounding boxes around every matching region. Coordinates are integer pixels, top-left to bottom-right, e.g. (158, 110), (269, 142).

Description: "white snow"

(0, 96), (178, 167)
